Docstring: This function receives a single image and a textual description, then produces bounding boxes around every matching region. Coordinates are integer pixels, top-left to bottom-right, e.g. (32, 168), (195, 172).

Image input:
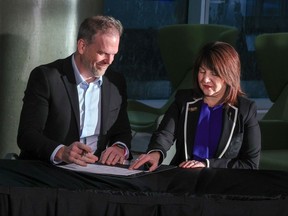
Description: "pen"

(81, 150), (88, 157)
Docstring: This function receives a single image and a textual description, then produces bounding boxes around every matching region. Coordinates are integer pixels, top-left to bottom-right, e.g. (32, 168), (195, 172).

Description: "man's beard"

(83, 61), (108, 77)
(90, 64), (107, 77)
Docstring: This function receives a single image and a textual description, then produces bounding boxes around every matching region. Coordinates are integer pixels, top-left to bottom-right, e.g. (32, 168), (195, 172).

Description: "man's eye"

(97, 51), (106, 56)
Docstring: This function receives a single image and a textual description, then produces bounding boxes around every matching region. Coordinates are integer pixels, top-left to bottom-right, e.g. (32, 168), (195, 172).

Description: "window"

(209, 0), (288, 98)
(104, 0), (287, 100)
(104, 0), (188, 99)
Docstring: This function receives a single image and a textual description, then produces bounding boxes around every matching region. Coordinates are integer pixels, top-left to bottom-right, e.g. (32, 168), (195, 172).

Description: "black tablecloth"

(0, 160), (288, 216)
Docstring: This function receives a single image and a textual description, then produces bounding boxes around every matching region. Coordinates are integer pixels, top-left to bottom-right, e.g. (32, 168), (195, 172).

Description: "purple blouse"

(193, 102), (223, 160)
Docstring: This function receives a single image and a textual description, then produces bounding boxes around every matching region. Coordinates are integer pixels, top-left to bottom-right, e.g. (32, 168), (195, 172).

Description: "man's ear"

(77, 39), (86, 54)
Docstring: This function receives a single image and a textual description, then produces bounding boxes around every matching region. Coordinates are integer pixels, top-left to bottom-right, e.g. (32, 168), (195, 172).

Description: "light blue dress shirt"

(50, 56), (102, 162)
(72, 56), (102, 153)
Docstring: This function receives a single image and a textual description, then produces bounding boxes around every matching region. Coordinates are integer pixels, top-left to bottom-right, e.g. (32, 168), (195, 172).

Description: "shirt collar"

(71, 54), (103, 86)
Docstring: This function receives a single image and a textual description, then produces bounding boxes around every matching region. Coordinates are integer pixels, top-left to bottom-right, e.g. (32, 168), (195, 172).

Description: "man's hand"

(55, 141), (98, 166)
(129, 152), (160, 172)
(99, 145), (126, 165)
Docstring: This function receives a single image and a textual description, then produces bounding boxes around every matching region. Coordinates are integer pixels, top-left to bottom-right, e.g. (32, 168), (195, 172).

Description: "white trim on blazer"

(183, 99), (238, 166)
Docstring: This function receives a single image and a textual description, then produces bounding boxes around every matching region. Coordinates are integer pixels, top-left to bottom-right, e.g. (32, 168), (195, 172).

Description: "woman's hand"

(129, 152), (161, 172)
(179, 160), (206, 168)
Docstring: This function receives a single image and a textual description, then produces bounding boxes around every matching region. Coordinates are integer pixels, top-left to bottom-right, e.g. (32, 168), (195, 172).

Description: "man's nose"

(104, 54), (114, 64)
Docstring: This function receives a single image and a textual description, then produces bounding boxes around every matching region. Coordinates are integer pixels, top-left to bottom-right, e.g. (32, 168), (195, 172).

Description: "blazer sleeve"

(146, 90), (191, 159)
(17, 66), (63, 161)
(17, 56), (80, 161)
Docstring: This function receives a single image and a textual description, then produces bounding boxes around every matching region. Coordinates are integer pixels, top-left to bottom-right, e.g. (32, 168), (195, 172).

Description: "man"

(17, 15), (132, 166)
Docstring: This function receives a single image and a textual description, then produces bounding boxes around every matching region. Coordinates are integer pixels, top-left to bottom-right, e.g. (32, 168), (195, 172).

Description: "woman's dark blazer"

(17, 55), (132, 162)
(147, 89), (261, 169)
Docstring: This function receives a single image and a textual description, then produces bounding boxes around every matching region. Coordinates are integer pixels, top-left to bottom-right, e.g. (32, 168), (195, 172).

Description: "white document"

(57, 163), (144, 176)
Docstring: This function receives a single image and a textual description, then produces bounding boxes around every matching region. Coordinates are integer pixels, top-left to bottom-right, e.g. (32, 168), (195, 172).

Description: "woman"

(130, 41), (261, 171)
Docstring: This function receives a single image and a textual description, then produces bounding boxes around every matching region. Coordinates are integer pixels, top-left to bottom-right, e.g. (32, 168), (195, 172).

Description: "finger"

(65, 149), (81, 163)
(129, 156), (142, 167)
(73, 157), (88, 166)
(114, 154), (125, 165)
(110, 154), (121, 165)
(181, 161), (195, 168)
(180, 161), (190, 168)
(146, 161), (158, 172)
(118, 155), (125, 165)
(101, 150), (118, 165)
(179, 161), (186, 167)
(83, 153), (98, 163)
(181, 161), (204, 169)
(193, 162), (205, 168)
(129, 156), (148, 170)
(99, 149), (110, 164)
(69, 143), (91, 159)
(102, 145), (127, 164)
(104, 153), (118, 165)
(128, 158), (139, 169)
(75, 152), (97, 165)
(77, 143), (92, 153)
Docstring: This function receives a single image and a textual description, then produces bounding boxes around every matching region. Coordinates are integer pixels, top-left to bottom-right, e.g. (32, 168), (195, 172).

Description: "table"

(0, 159), (288, 216)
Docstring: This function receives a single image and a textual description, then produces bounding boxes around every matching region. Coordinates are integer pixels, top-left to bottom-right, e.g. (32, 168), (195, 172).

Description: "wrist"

(113, 144), (126, 155)
(55, 146), (64, 162)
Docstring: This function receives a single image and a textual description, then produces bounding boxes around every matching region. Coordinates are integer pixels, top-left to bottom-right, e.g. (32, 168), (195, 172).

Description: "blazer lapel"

(61, 57), (80, 135)
(100, 76), (110, 134)
(216, 105), (238, 158)
(184, 98), (202, 160)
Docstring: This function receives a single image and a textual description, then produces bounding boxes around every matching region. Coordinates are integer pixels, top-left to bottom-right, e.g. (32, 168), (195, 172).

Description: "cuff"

(147, 149), (164, 165)
(50, 144), (65, 164)
(205, 159), (210, 168)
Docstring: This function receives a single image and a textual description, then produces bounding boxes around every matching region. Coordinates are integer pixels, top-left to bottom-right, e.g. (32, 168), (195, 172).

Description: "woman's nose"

(203, 74), (211, 83)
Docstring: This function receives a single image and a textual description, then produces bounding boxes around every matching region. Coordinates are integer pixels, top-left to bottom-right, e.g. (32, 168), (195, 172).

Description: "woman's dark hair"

(193, 41), (244, 105)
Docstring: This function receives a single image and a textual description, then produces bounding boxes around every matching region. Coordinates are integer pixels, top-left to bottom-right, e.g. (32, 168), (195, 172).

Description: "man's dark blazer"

(147, 89), (261, 169)
(17, 55), (132, 161)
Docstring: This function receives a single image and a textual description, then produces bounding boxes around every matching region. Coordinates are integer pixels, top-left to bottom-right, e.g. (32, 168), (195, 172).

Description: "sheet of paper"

(57, 163), (144, 176)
